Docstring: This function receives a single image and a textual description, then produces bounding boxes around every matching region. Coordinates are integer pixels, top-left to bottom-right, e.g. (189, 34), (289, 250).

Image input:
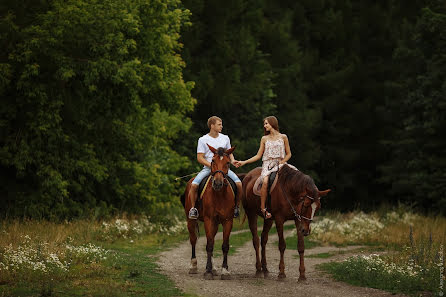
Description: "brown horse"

(242, 165), (330, 281)
(181, 145), (237, 280)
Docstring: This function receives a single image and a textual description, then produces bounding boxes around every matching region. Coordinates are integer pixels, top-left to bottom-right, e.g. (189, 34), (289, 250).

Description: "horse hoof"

(189, 258), (198, 274)
(212, 269), (218, 276)
(263, 271), (270, 279)
(278, 273), (286, 280)
(255, 271), (263, 278)
(298, 276), (307, 283)
(221, 268), (231, 280)
(204, 272), (213, 280)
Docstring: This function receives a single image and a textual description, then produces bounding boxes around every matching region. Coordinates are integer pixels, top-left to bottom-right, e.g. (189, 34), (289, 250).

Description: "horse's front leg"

(187, 219), (198, 274)
(295, 219), (306, 281)
(275, 217), (286, 279)
(220, 218), (233, 280)
(204, 217), (217, 280)
(261, 218), (274, 277)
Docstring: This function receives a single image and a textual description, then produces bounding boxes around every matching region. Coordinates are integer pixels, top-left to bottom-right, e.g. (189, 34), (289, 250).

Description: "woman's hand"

(279, 160), (286, 165)
(234, 160), (245, 167)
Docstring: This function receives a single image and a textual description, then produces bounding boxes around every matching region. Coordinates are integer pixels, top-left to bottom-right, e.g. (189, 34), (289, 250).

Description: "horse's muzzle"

(301, 226), (311, 237)
(212, 179), (224, 191)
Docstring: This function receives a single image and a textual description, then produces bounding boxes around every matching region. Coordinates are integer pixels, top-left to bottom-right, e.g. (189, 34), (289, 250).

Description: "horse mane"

(217, 147), (226, 156)
(278, 165), (317, 197)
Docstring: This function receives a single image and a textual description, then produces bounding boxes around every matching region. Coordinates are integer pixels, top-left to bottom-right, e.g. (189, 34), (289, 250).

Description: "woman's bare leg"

(260, 176), (271, 219)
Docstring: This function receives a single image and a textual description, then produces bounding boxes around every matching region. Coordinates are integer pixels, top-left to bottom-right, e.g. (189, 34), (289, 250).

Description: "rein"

(210, 158), (230, 185)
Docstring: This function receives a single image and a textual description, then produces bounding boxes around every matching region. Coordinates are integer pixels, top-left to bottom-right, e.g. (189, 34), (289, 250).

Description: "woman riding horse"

(236, 116), (330, 280)
(236, 116), (296, 219)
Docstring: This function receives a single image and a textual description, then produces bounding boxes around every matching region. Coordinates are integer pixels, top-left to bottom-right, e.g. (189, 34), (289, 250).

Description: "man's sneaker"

(234, 206), (240, 218)
(188, 207), (198, 219)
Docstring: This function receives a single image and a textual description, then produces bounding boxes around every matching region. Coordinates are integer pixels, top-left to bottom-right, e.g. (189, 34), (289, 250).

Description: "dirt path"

(156, 227), (406, 297)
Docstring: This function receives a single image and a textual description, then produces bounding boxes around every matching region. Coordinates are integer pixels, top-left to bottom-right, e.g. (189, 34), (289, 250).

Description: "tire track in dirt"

(157, 227), (407, 297)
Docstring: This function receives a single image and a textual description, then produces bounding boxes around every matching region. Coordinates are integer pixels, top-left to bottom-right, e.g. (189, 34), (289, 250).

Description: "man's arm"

(197, 153), (211, 167)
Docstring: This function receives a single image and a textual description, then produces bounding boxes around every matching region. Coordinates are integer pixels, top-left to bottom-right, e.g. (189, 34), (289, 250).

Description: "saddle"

(253, 171), (278, 196)
(253, 171), (278, 210)
(196, 174), (237, 203)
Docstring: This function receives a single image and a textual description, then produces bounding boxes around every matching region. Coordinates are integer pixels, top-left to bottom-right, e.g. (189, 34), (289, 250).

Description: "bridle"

(279, 177), (318, 222)
(210, 156), (230, 185)
(269, 161), (318, 222)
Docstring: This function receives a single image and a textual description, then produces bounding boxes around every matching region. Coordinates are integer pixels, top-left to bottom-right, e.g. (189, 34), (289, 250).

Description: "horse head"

(296, 187), (330, 236)
(207, 144), (235, 191)
(278, 165), (330, 236)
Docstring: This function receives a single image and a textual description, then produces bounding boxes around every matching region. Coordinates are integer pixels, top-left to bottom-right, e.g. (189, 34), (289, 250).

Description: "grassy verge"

(0, 216), (193, 297)
(312, 209), (445, 296)
(318, 251), (440, 296)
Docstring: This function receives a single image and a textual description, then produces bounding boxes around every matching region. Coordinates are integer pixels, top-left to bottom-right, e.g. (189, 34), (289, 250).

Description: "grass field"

(0, 215), (191, 297)
(313, 209), (445, 296)
(1, 208), (444, 297)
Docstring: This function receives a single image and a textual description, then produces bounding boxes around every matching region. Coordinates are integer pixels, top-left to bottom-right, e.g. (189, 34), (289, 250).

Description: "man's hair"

(207, 116), (222, 129)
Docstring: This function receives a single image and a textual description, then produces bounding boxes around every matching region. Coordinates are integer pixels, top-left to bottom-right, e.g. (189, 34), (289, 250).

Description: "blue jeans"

(192, 167), (241, 185)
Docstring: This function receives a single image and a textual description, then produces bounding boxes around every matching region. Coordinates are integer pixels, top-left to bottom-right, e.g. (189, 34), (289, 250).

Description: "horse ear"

(225, 146), (236, 155)
(318, 189), (331, 197)
(207, 144), (217, 153)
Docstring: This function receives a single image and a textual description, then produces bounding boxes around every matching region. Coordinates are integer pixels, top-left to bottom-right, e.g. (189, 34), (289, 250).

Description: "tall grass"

(0, 214), (188, 296)
(312, 210), (446, 247)
(314, 209), (445, 296)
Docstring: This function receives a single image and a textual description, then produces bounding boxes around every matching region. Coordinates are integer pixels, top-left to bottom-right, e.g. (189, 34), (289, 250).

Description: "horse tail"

(180, 193), (186, 207)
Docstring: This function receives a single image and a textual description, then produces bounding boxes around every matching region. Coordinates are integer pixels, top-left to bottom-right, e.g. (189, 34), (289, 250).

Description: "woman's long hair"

(263, 116), (280, 135)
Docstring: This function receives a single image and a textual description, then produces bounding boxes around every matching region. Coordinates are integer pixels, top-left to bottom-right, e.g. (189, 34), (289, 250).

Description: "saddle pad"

(253, 171), (278, 196)
(197, 174), (237, 200)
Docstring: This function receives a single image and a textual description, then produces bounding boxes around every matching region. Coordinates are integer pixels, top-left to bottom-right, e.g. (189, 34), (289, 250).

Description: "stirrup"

(261, 208), (272, 219)
(234, 206), (240, 218)
(188, 207), (198, 219)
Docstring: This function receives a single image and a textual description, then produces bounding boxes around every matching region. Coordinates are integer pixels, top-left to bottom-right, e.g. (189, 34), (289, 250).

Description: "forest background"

(0, 0), (445, 221)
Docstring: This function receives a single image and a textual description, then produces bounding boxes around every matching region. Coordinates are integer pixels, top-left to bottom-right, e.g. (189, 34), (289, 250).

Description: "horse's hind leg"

(247, 213), (262, 277)
(261, 218), (274, 278)
(187, 219), (198, 274)
(220, 219), (233, 280)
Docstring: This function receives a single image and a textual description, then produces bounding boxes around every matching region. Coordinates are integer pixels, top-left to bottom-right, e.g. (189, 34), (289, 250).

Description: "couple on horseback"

(188, 115), (294, 220)
(185, 115), (330, 280)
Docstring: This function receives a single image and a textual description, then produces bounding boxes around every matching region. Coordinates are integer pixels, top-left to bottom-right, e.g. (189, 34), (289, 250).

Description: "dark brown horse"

(242, 165), (330, 280)
(181, 145), (237, 280)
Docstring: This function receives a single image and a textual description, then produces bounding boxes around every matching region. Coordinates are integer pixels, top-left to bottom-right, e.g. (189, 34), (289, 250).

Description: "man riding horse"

(188, 116), (242, 219)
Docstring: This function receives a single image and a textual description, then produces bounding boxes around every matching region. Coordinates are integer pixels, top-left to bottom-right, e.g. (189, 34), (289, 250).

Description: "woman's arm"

(279, 134), (292, 164)
(239, 137), (266, 166)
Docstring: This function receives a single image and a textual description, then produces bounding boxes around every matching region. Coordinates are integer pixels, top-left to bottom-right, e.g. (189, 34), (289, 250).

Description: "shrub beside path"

(156, 228), (407, 297)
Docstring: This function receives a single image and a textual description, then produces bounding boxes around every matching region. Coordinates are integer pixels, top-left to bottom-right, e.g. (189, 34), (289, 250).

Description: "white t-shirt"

(197, 133), (231, 165)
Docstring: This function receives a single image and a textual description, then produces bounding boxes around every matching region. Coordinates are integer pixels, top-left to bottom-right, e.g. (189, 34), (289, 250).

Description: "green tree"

(259, 0), (321, 178)
(380, 5), (446, 214)
(180, 0), (276, 168)
(0, 0), (194, 220)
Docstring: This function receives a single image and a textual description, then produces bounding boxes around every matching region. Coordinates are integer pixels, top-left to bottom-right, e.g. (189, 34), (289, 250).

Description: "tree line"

(0, 0), (444, 220)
